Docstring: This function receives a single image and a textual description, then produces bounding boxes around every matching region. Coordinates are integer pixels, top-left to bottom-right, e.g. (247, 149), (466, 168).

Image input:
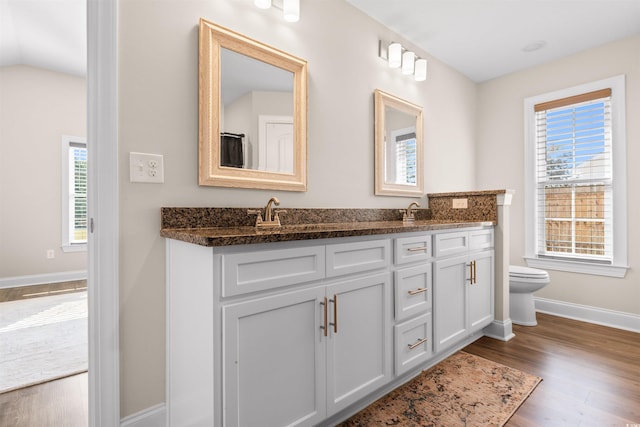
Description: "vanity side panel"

(166, 239), (215, 426)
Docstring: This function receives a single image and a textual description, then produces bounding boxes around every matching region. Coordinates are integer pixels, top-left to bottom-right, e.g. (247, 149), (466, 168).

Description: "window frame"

(61, 135), (88, 253)
(523, 75), (628, 278)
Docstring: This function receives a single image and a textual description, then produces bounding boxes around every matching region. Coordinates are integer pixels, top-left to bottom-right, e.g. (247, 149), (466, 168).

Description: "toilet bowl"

(509, 265), (550, 326)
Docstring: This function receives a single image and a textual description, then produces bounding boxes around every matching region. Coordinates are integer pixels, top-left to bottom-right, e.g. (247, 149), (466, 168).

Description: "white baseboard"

(121, 403), (166, 427)
(535, 297), (640, 333)
(483, 319), (516, 341)
(0, 270), (87, 289)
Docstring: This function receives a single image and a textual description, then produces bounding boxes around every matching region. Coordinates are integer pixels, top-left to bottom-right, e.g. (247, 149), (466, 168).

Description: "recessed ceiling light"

(522, 40), (547, 52)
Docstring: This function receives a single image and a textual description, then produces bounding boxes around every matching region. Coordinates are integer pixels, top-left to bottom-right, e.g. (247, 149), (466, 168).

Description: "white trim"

(0, 270), (87, 289)
(524, 256), (628, 278)
(483, 319), (516, 342)
(87, 0), (120, 425)
(121, 404), (166, 427)
(535, 297), (640, 333)
(62, 243), (87, 253)
(523, 75), (628, 278)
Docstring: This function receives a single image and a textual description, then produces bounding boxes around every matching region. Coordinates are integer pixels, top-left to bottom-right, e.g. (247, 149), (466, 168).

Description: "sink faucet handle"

(247, 209), (264, 225)
(273, 209), (287, 224)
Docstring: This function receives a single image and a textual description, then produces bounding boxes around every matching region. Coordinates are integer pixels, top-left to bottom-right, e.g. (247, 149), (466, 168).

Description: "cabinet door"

(325, 273), (392, 416)
(223, 287), (326, 427)
(433, 254), (468, 353)
(468, 250), (494, 332)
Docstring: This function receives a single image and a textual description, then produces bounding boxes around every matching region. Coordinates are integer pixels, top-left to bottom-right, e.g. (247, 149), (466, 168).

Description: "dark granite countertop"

(160, 190), (508, 247)
(160, 219), (494, 247)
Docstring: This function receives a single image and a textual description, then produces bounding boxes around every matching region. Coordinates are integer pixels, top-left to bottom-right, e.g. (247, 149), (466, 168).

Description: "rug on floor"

(0, 291), (87, 394)
(339, 351), (541, 427)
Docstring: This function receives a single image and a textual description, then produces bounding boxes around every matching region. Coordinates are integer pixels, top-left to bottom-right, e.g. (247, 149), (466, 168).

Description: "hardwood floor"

(0, 373), (87, 427)
(0, 313), (637, 426)
(464, 313), (640, 427)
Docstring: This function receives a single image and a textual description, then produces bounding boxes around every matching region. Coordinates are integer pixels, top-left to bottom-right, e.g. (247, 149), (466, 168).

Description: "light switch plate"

(452, 198), (468, 209)
(129, 152), (164, 183)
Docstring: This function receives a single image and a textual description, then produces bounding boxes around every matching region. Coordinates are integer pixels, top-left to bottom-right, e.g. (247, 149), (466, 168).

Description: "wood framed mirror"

(199, 19), (308, 191)
(374, 89), (424, 197)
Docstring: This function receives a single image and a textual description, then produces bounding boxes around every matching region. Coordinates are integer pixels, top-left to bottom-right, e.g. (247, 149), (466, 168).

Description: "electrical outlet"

(452, 198), (468, 209)
(129, 152), (164, 183)
(46, 249), (55, 259)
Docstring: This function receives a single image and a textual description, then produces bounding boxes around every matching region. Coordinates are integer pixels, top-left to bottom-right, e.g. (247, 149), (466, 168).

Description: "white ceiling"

(0, 0), (86, 76)
(346, 0), (640, 82)
(1, 0), (640, 82)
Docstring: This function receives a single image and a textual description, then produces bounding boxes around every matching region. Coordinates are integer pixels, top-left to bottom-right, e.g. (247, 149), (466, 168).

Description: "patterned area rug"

(339, 351), (541, 427)
(0, 291), (87, 394)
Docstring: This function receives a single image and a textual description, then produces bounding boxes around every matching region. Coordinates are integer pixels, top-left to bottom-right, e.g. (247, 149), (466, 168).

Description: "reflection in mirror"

(199, 19), (308, 191)
(220, 48), (294, 172)
(374, 89), (424, 197)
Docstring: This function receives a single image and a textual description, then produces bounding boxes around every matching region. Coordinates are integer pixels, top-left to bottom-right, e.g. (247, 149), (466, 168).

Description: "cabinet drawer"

(326, 239), (390, 278)
(394, 263), (432, 322)
(469, 229), (494, 251)
(394, 234), (432, 265)
(434, 231), (469, 257)
(394, 313), (433, 376)
(222, 246), (325, 297)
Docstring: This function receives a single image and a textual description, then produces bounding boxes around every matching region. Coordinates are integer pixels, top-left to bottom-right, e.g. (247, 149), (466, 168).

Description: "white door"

(468, 250), (494, 332)
(223, 286), (326, 427)
(325, 273), (392, 416)
(433, 254), (468, 353)
(258, 115), (294, 173)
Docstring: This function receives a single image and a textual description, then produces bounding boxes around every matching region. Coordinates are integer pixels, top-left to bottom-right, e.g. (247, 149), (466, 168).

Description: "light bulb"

(388, 42), (402, 68)
(402, 51), (415, 75)
(414, 58), (427, 81)
(254, 0), (271, 9)
(283, 0), (300, 22)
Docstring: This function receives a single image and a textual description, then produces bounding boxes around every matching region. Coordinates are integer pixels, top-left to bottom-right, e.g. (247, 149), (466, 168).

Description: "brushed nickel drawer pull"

(408, 337), (428, 350)
(407, 246), (428, 252)
(407, 287), (428, 296)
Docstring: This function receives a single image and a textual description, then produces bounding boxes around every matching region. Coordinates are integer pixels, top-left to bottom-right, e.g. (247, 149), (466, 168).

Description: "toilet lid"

(509, 265), (549, 279)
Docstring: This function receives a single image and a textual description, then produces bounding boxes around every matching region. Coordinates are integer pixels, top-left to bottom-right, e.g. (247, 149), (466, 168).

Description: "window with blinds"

(394, 131), (417, 185)
(534, 89), (612, 263)
(68, 142), (88, 244)
(61, 136), (87, 251)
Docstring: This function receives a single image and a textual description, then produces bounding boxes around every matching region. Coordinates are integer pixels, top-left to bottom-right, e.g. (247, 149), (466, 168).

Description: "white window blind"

(395, 131), (417, 185)
(61, 136), (87, 251)
(534, 89), (612, 263)
(68, 142), (88, 244)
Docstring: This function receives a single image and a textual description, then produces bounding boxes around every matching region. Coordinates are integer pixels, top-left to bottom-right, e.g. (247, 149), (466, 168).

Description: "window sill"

(62, 244), (87, 253)
(524, 257), (628, 278)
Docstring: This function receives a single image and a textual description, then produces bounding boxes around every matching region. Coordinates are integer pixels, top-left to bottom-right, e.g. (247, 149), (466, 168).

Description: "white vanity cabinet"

(433, 229), (494, 353)
(166, 225), (494, 427)
(167, 237), (392, 427)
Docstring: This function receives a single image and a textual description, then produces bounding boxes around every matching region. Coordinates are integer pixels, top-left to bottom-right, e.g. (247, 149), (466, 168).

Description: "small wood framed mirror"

(199, 19), (308, 191)
(374, 89), (424, 197)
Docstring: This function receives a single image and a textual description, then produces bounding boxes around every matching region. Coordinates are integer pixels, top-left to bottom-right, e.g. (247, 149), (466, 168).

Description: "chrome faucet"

(400, 201), (420, 223)
(248, 197), (287, 228)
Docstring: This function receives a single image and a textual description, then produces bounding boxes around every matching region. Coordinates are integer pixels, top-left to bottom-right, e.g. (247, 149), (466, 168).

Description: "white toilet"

(509, 265), (550, 326)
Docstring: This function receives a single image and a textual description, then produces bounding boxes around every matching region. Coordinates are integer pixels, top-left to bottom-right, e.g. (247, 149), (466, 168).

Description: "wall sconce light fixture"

(379, 40), (427, 82)
(255, 0), (300, 22)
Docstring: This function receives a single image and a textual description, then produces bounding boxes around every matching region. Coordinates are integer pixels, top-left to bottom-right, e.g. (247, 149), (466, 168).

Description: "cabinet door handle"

(473, 260), (477, 284)
(408, 337), (428, 350)
(407, 246), (428, 252)
(407, 287), (428, 296)
(321, 297), (328, 337)
(329, 295), (338, 334)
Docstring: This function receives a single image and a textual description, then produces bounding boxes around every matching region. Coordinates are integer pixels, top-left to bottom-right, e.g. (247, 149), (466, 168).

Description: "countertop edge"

(160, 220), (495, 247)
